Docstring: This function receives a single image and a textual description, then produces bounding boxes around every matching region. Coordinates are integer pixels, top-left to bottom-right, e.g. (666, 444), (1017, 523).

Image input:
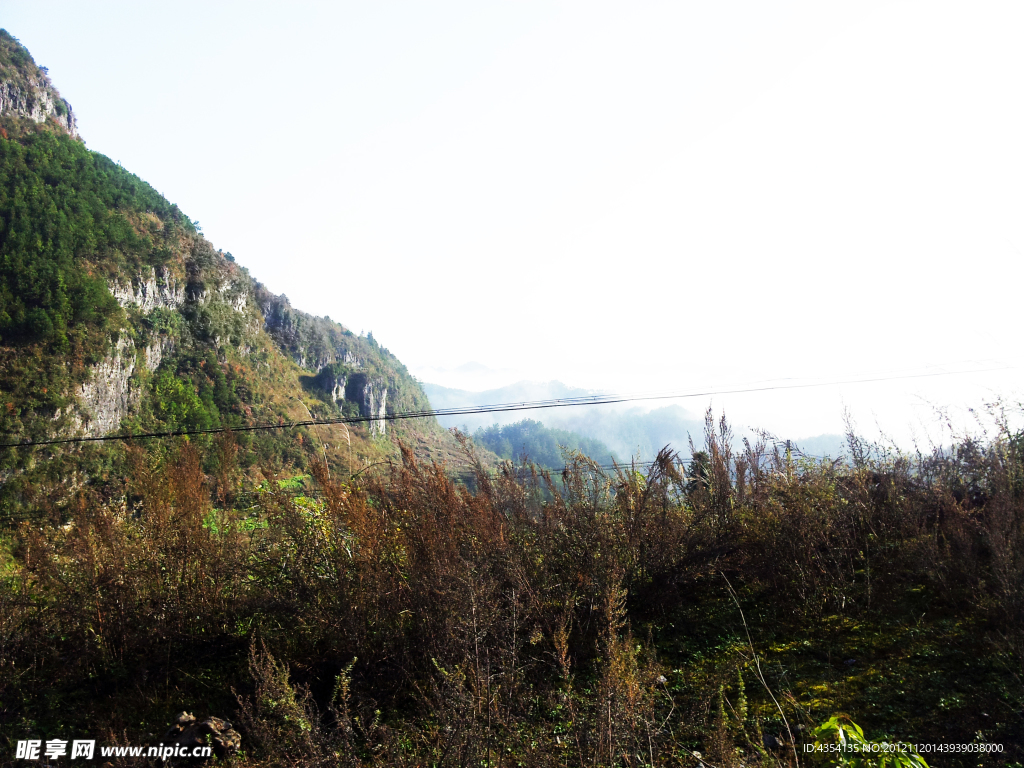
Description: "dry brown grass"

(4, 411), (1024, 765)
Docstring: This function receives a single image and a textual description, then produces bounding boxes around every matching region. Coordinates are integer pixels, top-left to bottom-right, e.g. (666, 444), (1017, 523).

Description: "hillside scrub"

(2, 412), (1023, 766)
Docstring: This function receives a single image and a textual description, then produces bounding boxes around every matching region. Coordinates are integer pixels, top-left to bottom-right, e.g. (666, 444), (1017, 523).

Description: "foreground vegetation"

(2, 412), (1023, 766)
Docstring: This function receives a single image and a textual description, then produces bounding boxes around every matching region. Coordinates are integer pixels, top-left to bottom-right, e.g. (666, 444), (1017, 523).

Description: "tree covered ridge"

(0, 112), (425, 418)
(0, 28), (48, 91)
(0, 129), (194, 346)
(0, 127), (205, 472)
(473, 418), (619, 468)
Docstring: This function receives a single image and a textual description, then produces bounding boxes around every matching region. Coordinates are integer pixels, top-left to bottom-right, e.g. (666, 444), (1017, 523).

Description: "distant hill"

(422, 380), (706, 460)
(473, 419), (619, 468)
(423, 379), (853, 463)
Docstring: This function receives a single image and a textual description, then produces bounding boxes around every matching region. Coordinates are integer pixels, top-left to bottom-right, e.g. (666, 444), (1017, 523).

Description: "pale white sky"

(3, 1), (1022, 444)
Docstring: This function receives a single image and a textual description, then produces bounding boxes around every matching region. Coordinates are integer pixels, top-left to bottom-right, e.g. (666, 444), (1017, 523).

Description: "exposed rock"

(78, 337), (138, 436)
(326, 372), (347, 403)
(314, 363), (350, 404)
(365, 380), (388, 436)
(0, 77), (78, 138)
(255, 286), (366, 372)
(109, 270), (185, 313)
(143, 335), (174, 372)
(346, 373), (388, 436)
(161, 711), (241, 761)
(218, 280), (248, 313)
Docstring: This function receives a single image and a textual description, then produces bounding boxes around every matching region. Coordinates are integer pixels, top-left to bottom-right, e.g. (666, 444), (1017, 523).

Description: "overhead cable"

(0, 362), (1010, 449)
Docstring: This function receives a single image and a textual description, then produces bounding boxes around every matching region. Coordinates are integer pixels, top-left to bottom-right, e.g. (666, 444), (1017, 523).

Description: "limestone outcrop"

(317, 367), (348, 404)
(78, 337), (138, 437)
(109, 270), (186, 313)
(0, 76), (78, 137)
(345, 373), (388, 436)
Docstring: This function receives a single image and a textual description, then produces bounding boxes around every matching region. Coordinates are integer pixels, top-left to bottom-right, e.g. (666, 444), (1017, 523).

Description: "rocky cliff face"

(345, 372), (388, 436)
(0, 30), (79, 139)
(64, 230), (411, 440)
(77, 336), (138, 436)
(75, 247), (266, 433)
(0, 77), (77, 138)
(312, 366), (389, 435)
(143, 335), (174, 373)
(109, 269), (186, 313)
(363, 379), (388, 436)
(316, 367), (348, 404)
(75, 333), (176, 437)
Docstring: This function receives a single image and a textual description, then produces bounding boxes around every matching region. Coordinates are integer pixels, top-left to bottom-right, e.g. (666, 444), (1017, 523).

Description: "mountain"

(0, 29), (78, 139)
(424, 379), (853, 463)
(0, 30), (478, 520)
(422, 379), (707, 459)
(472, 418), (619, 468)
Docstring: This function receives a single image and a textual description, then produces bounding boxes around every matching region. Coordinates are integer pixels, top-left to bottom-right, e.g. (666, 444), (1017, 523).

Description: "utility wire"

(0, 363), (1010, 449)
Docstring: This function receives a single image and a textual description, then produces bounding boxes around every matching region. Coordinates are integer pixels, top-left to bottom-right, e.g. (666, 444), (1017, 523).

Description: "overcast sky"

(3, 1), (1022, 444)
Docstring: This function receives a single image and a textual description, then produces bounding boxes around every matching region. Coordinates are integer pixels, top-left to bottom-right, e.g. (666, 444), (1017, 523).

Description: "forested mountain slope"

(0, 30), (475, 521)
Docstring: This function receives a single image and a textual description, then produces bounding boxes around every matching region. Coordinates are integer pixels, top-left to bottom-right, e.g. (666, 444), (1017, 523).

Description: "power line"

(0, 363), (1010, 449)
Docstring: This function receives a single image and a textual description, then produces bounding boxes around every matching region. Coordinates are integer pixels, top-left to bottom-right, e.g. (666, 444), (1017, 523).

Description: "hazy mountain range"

(421, 378), (848, 462)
